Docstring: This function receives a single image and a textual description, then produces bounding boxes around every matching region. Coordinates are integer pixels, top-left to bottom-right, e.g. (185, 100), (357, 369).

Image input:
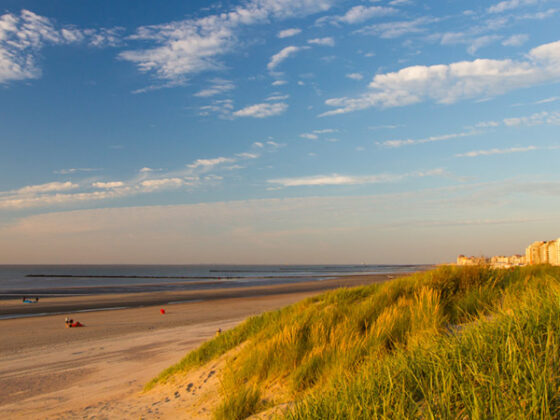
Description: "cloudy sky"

(0, 0), (559, 264)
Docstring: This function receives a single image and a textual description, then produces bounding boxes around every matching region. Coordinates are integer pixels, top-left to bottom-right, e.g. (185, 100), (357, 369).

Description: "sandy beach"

(0, 273), (399, 419)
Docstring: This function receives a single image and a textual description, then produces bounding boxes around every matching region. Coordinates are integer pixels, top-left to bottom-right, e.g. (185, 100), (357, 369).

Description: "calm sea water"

(0, 264), (430, 296)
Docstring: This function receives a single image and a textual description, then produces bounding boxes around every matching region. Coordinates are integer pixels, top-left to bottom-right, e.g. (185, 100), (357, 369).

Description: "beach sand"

(0, 274), (399, 419)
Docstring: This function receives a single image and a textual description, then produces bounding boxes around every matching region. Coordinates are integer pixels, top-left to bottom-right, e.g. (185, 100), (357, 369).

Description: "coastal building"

(489, 254), (526, 268)
(526, 241), (545, 264)
(548, 240), (560, 265)
(525, 239), (560, 265)
(458, 238), (558, 267)
(509, 254), (526, 266)
(457, 255), (488, 265)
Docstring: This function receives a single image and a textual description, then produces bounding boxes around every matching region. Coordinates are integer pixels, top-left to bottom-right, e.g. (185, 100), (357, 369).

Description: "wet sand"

(0, 273), (403, 419)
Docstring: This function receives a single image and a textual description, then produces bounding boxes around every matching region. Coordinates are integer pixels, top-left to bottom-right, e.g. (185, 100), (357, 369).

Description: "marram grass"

(148, 265), (560, 419)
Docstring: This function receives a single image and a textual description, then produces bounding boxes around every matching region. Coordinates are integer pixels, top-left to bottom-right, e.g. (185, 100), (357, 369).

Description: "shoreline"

(0, 272), (409, 419)
(0, 273), (404, 319)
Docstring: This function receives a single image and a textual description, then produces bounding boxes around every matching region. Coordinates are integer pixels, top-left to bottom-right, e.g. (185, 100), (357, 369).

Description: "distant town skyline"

(1, 0), (559, 264)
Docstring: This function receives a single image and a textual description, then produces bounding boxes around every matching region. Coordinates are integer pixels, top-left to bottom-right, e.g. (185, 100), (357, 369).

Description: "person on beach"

(65, 317), (84, 328)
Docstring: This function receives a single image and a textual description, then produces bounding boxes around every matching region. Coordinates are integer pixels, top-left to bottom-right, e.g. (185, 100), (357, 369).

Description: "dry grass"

(149, 265), (560, 419)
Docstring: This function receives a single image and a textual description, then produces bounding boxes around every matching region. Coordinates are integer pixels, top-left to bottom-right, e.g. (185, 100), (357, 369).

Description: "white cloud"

(320, 6), (397, 25)
(92, 181), (125, 189)
(194, 78), (235, 97)
(488, 0), (538, 13)
(272, 80), (288, 86)
(267, 46), (304, 71)
(456, 146), (537, 157)
(379, 131), (478, 148)
(233, 102), (288, 118)
(0, 10), (122, 84)
(321, 40), (560, 116)
(300, 133), (319, 139)
(307, 37), (335, 46)
(268, 169), (444, 187)
(120, 0), (334, 85)
(277, 28), (301, 38)
(346, 72), (363, 80)
(502, 34), (529, 47)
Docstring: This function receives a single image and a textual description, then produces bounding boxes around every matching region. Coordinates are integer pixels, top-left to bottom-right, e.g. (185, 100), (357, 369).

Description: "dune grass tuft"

(147, 264), (560, 419)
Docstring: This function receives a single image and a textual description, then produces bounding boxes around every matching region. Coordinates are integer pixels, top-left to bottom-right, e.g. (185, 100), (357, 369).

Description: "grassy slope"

(148, 265), (560, 419)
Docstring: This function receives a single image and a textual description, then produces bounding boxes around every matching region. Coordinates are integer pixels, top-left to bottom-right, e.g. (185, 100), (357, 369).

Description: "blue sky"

(0, 0), (559, 264)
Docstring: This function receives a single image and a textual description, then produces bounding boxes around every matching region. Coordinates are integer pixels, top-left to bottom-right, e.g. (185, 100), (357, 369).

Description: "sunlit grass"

(147, 264), (560, 419)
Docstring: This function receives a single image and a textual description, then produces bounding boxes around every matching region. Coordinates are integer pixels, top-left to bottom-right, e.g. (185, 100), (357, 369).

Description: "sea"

(0, 264), (430, 297)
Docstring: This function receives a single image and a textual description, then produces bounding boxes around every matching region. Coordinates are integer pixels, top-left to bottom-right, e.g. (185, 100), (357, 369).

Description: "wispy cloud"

(268, 168), (445, 187)
(300, 128), (338, 140)
(307, 37), (335, 46)
(356, 17), (436, 38)
(472, 110), (560, 128)
(233, 102), (288, 118)
(120, 0), (334, 86)
(187, 157), (235, 170)
(503, 110), (560, 126)
(267, 46), (305, 71)
(456, 146), (538, 157)
(54, 168), (101, 175)
(199, 99), (234, 118)
(92, 181), (125, 189)
(488, 0), (538, 14)
(0, 10), (122, 84)
(194, 78), (235, 97)
(321, 40), (560, 116)
(266, 94), (290, 101)
(15, 181), (79, 195)
(318, 6), (396, 25)
(502, 33), (529, 47)
(0, 142), (280, 209)
(379, 131), (478, 148)
(534, 96), (560, 104)
(277, 28), (301, 38)
(346, 73), (363, 80)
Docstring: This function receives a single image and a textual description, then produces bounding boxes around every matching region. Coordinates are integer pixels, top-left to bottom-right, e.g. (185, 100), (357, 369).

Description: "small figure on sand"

(22, 296), (39, 303)
(65, 317), (84, 328)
